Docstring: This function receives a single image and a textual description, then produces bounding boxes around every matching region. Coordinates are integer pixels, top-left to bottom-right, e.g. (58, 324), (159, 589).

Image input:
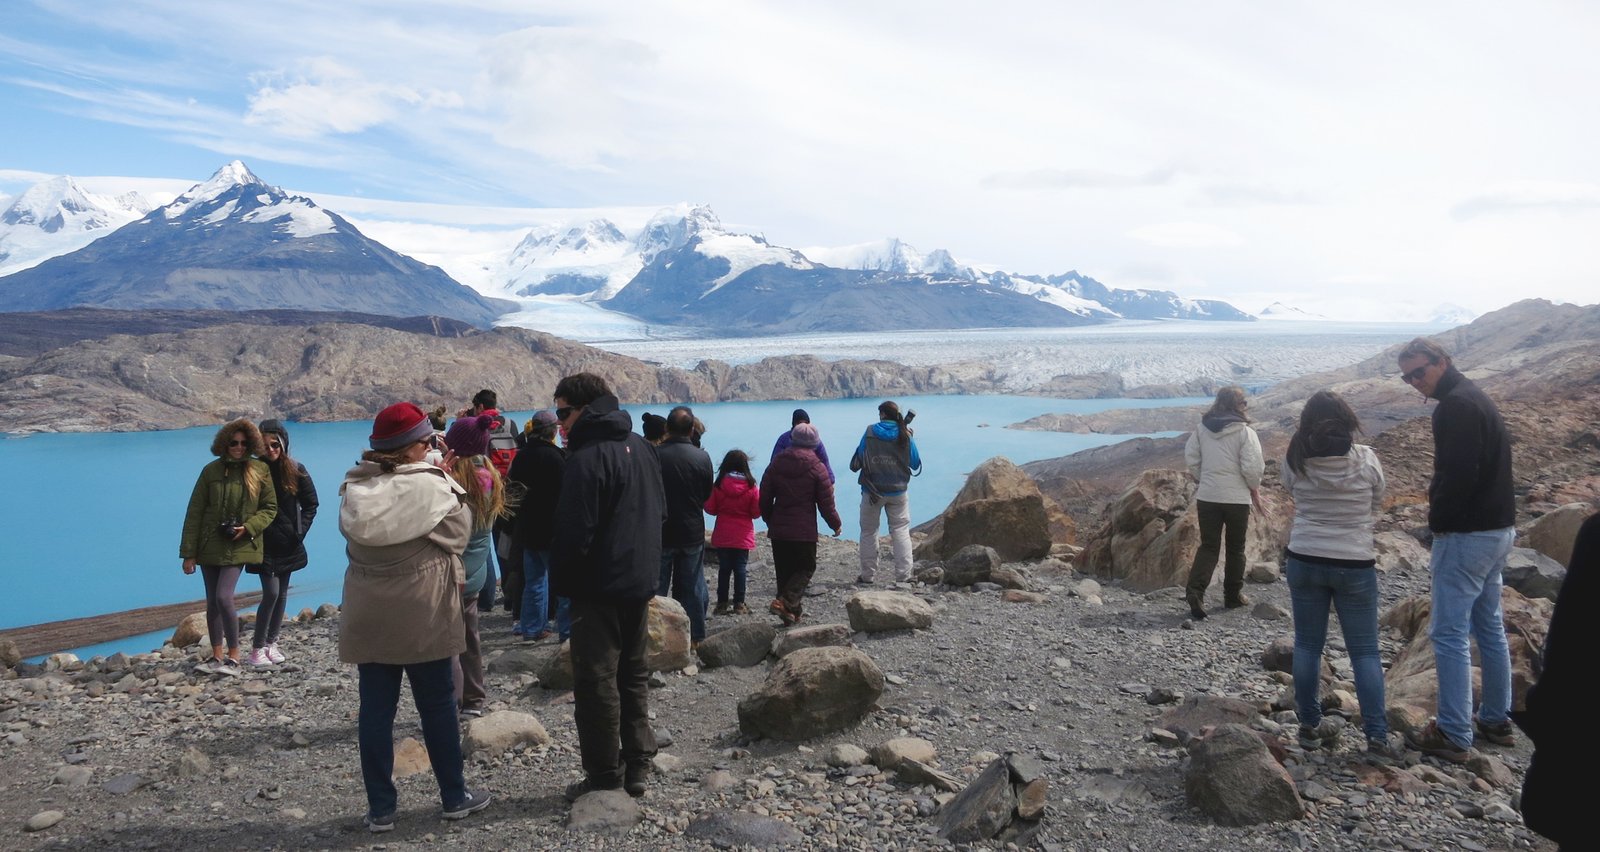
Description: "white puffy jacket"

(1184, 418), (1264, 505)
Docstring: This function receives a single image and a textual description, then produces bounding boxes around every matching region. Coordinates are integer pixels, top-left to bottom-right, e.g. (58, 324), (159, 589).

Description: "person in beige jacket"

(338, 401), (490, 833)
(1182, 386), (1265, 619)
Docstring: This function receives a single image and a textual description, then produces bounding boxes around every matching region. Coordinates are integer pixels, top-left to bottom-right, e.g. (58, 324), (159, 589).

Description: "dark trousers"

(658, 545), (708, 641)
(716, 547), (750, 605)
(1186, 499), (1250, 603)
(502, 541), (525, 621)
(771, 539), (818, 616)
(356, 658), (466, 817)
(569, 598), (657, 786)
(251, 572), (290, 648)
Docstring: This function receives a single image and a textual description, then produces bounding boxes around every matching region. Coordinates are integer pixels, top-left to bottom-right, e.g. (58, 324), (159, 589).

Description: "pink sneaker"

(245, 647), (274, 667)
(265, 644), (285, 664)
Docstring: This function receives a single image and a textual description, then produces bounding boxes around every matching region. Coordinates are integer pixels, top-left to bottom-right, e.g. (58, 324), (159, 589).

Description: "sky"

(2, 0), (1597, 321)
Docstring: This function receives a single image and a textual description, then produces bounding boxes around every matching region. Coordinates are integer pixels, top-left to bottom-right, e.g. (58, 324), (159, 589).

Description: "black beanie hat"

(259, 418), (290, 452)
(792, 408), (810, 426)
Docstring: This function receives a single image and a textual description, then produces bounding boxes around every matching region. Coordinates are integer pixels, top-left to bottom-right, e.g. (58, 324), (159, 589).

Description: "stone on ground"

(826, 744), (870, 768)
(697, 621), (776, 668)
(942, 544), (1000, 586)
(1502, 547), (1566, 601)
(0, 638), (22, 669)
(172, 746), (211, 778)
(392, 737), (431, 778)
(647, 595), (693, 672)
(464, 710), (550, 754)
(737, 647), (884, 740)
(845, 591), (934, 633)
(912, 457), (1064, 562)
(1184, 723), (1305, 826)
(1375, 530), (1432, 574)
(566, 788), (640, 834)
(770, 623), (852, 658)
(1261, 636), (1294, 673)
(24, 811), (64, 832)
(1521, 502), (1594, 566)
(937, 756), (1016, 842)
(870, 737), (935, 769)
(685, 810), (805, 847)
(537, 643), (575, 691)
(1247, 561), (1280, 583)
(171, 612), (208, 649)
(1155, 694), (1259, 743)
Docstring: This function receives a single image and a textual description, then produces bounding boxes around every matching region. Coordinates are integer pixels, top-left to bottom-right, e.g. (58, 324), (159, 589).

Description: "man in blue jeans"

(1397, 338), (1517, 762)
(656, 406), (713, 645)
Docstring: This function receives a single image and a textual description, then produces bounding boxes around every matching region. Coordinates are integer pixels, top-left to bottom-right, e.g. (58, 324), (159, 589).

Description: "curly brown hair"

(209, 418), (267, 498)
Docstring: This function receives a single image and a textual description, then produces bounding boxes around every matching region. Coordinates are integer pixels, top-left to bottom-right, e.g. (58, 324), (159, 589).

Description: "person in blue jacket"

(849, 401), (921, 584)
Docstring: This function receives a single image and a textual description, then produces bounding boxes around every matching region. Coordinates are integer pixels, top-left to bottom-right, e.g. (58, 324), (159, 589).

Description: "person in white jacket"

(1279, 390), (1399, 761)
(1183, 386), (1264, 619)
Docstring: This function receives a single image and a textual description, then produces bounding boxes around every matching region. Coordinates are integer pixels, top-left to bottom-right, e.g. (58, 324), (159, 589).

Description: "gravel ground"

(0, 535), (1554, 851)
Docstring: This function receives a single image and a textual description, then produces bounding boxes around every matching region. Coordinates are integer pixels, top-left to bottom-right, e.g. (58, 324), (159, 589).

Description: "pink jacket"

(705, 473), (760, 550)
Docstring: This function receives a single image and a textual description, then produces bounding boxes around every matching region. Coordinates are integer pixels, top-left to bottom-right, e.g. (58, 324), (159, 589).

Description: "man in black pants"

(549, 373), (665, 801)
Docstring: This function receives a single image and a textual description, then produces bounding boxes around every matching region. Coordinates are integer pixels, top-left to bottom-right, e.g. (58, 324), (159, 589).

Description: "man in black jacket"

(549, 373), (665, 801)
(656, 406), (713, 644)
(1396, 338), (1517, 763)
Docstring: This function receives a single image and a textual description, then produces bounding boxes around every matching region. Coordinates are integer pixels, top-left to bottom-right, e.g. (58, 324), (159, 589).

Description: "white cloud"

(246, 58), (464, 138)
(1452, 180), (1600, 220)
(1127, 222), (1245, 249)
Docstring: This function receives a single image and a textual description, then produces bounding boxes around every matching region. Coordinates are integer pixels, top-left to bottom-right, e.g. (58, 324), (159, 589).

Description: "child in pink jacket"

(705, 450), (760, 614)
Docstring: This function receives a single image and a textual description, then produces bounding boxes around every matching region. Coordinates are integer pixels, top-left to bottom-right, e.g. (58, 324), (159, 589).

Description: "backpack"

(486, 414), (519, 478)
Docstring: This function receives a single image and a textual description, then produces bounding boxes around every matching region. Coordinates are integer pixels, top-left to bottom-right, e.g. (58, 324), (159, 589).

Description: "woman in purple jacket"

(759, 423), (842, 626)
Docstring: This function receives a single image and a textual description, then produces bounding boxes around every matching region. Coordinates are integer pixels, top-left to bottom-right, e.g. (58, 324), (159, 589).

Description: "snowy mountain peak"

(165, 160), (270, 218)
(1429, 303), (1478, 326)
(1258, 301), (1326, 321)
(801, 237), (975, 278)
(0, 177), (153, 275)
(636, 203), (721, 264)
(511, 218), (627, 261)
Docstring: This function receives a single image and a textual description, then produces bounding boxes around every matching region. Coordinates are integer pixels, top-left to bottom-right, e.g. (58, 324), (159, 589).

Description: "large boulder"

(1155, 694), (1259, 743)
(1079, 469), (1287, 592)
(463, 710), (550, 754)
(1503, 547), (1567, 601)
(1185, 724), (1305, 826)
(697, 622), (777, 669)
(771, 623), (852, 659)
(1520, 502), (1594, 567)
(845, 591), (934, 633)
(171, 611), (209, 649)
(0, 637), (21, 669)
(942, 545), (1000, 586)
(1374, 531), (1432, 574)
(1385, 587), (1554, 720)
(914, 457), (1073, 561)
(647, 596), (692, 672)
(737, 647), (884, 740)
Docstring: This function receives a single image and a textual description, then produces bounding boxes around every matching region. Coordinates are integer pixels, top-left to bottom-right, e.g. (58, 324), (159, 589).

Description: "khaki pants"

(452, 595), (486, 713)
(858, 492), (912, 581)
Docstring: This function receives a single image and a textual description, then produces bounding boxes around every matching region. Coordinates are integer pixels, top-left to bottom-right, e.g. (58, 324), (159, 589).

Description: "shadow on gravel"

(166, 721), (358, 759)
(1076, 609), (1187, 631)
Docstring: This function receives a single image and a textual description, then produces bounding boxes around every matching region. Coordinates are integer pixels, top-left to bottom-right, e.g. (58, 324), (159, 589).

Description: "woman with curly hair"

(179, 418), (278, 673)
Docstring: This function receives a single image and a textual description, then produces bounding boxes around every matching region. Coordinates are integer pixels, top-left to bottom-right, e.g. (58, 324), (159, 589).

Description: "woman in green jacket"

(179, 418), (277, 673)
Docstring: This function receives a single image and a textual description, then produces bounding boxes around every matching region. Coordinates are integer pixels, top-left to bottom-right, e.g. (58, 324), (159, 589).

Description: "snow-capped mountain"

(0, 162), (508, 325)
(1257, 301), (1327, 321)
(1429, 303), (1478, 326)
(802, 237), (975, 278)
(0, 176), (151, 276)
(506, 203), (727, 300)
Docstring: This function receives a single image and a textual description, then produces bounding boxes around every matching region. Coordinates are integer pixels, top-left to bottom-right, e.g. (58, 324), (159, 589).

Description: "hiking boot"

(564, 777), (622, 802)
(1185, 594), (1207, 621)
(1366, 735), (1404, 763)
(1405, 720), (1472, 763)
(1475, 717), (1516, 747)
(216, 658), (242, 677)
(732, 602), (751, 615)
(624, 761), (650, 797)
(245, 647), (273, 667)
(855, 576), (874, 585)
(1224, 593), (1251, 609)
(712, 602), (731, 616)
(441, 789), (491, 820)
(1297, 717), (1344, 750)
(265, 643), (285, 664)
(194, 656), (223, 674)
(768, 598), (787, 616)
(363, 811), (396, 833)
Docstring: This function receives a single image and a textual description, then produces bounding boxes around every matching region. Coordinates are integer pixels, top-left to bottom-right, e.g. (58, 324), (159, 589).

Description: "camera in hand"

(217, 518), (242, 538)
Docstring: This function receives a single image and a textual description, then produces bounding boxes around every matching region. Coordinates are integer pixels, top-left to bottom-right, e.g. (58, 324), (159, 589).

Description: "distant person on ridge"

(656, 405), (714, 646)
(850, 401), (921, 584)
(772, 408), (834, 483)
(761, 423), (842, 624)
(705, 449), (761, 615)
(337, 401), (490, 832)
(246, 419), (318, 667)
(179, 418), (278, 674)
(455, 389), (518, 613)
(550, 373), (665, 801)
(1396, 337), (1517, 763)
(1182, 386), (1264, 619)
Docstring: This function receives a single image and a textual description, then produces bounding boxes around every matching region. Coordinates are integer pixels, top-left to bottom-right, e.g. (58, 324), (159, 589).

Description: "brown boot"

(1225, 593), (1251, 609)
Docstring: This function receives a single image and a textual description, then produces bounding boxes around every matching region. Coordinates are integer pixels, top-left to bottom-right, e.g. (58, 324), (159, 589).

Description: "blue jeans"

(1286, 557), (1387, 740)
(716, 547), (750, 605)
(659, 544), (708, 642)
(1429, 527), (1515, 749)
(519, 549), (552, 636)
(356, 658), (467, 817)
(555, 596), (572, 641)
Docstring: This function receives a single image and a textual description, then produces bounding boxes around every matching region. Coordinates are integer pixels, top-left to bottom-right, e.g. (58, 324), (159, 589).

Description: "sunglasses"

(228, 439), (249, 447)
(265, 441), (283, 450)
(556, 406), (576, 421)
(1400, 363), (1433, 384)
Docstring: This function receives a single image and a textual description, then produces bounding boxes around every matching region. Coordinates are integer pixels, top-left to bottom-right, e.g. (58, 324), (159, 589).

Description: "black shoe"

(442, 789), (491, 820)
(1475, 717), (1515, 747)
(1225, 593), (1251, 609)
(625, 761), (650, 797)
(363, 812), (396, 833)
(1186, 594), (1207, 620)
(564, 777), (622, 803)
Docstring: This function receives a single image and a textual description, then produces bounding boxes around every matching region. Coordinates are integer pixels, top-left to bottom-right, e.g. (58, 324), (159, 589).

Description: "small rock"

(1117, 682), (1149, 695)
(567, 789), (641, 834)
(685, 810), (804, 847)
(652, 753), (683, 773)
(827, 744), (870, 768)
(315, 603), (339, 619)
(102, 772), (148, 795)
(1247, 561), (1281, 583)
(282, 808), (306, 819)
(1149, 728), (1181, 747)
(392, 737), (431, 778)
(1252, 602), (1290, 620)
(463, 710), (550, 755)
(1145, 687), (1180, 705)
(1260, 636), (1295, 673)
(1072, 578), (1102, 599)
(700, 769), (737, 792)
(173, 746), (211, 779)
(869, 737), (935, 770)
(24, 811), (64, 832)
(653, 726), (674, 749)
(1015, 778), (1049, 821)
(937, 757), (1015, 842)
(53, 765), (93, 787)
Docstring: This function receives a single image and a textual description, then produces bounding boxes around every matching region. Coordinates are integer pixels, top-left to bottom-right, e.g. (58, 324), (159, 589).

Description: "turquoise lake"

(0, 394), (1202, 658)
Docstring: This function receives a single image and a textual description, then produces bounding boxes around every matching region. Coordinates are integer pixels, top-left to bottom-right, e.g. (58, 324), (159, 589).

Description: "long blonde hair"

(448, 455), (510, 531)
(212, 418), (267, 498)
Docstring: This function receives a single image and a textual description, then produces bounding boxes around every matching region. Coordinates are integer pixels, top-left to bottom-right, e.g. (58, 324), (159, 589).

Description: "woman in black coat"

(246, 419), (319, 665)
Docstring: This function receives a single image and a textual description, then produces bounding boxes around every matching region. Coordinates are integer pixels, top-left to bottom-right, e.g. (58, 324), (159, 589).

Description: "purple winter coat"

(759, 448), (841, 542)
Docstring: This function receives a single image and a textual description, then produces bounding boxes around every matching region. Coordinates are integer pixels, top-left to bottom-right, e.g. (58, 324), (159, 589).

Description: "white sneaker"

(245, 648), (273, 667)
(265, 643), (285, 664)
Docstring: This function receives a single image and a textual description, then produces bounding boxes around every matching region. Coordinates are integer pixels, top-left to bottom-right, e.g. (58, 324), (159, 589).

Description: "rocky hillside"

(0, 323), (1006, 433)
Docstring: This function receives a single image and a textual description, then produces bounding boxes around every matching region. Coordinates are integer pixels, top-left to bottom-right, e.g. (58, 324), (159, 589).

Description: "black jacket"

(254, 462), (318, 575)
(507, 439), (566, 550)
(1427, 367), (1515, 533)
(657, 436), (713, 549)
(551, 395), (666, 603)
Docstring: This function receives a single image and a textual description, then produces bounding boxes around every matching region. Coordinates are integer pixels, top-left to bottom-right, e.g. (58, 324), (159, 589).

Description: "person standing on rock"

(762, 423), (843, 625)
(442, 414), (510, 718)
(850, 401), (921, 584)
(772, 408), (834, 483)
(1396, 337), (1517, 762)
(1182, 386), (1264, 619)
(705, 449), (761, 615)
(657, 406), (714, 646)
(509, 410), (566, 641)
(179, 418), (278, 674)
(1278, 391), (1399, 759)
(246, 419), (318, 666)
(550, 373), (664, 801)
(338, 401), (490, 831)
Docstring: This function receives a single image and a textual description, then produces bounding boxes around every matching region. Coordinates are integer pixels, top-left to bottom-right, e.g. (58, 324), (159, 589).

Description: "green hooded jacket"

(180, 458), (279, 565)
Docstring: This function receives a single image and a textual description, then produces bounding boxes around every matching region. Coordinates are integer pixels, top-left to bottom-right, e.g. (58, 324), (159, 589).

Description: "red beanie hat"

(444, 414), (495, 458)
(370, 402), (433, 450)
